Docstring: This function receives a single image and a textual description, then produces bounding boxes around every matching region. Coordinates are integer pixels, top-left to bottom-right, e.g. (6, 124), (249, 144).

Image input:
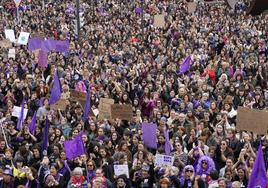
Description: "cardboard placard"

(51, 99), (67, 110)
(154, 14), (165, 28)
(70, 89), (87, 106)
(155, 154), (174, 168)
(111, 104), (133, 121)
(236, 107), (268, 134)
(187, 2), (197, 13)
(0, 39), (12, 48)
(98, 98), (114, 120)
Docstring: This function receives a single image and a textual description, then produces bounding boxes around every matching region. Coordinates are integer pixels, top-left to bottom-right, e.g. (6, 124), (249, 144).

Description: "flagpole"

(16, 7), (19, 24)
(0, 121), (10, 149)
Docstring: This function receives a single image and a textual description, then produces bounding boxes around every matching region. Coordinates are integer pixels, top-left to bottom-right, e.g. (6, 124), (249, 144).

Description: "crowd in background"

(0, 0), (267, 187)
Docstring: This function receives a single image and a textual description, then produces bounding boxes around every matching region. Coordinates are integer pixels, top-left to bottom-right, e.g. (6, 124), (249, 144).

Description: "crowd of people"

(0, 0), (267, 187)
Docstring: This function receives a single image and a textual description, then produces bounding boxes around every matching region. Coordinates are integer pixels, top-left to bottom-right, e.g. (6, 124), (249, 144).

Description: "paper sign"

(111, 104), (133, 121)
(8, 48), (16, 59)
(98, 98), (114, 120)
(92, 108), (99, 117)
(187, 2), (197, 13)
(0, 39), (12, 48)
(114, 165), (129, 178)
(154, 14), (165, 28)
(51, 99), (67, 110)
(12, 106), (28, 120)
(18, 32), (30, 45)
(155, 154), (174, 168)
(236, 107), (268, 134)
(5, 29), (16, 42)
(14, 0), (22, 7)
(70, 89), (87, 106)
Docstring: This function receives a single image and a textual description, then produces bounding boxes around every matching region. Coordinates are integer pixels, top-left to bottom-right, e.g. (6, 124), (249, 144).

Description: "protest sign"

(51, 99), (68, 110)
(98, 98), (114, 120)
(114, 165), (129, 178)
(14, 0), (22, 7)
(111, 104), (133, 121)
(236, 107), (268, 134)
(187, 2), (197, 13)
(154, 14), (165, 28)
(70, 89), (87, 106)
(18, 32), (30, 45)
(154, 154), (174, 168)
(12, 106), (28, 120)
(0, 39), (12, 48)
(5, 29), (16, 42)
(8, 48), (16, 59)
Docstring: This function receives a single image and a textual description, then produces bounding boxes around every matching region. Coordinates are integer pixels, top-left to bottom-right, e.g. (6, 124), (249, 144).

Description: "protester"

(0, 0), (267, 187)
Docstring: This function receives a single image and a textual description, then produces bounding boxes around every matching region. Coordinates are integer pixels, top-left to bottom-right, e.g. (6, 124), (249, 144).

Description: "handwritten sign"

(12, 106), (28, 120)
(98, 98), (114, 120)
(154, 14), (165, 28)
(111, 104), (133, 121)
(70, 89), (87, 106)
(155, 154), (174, 168)
(114, 165), (129, 178)
(51, 99), (68, 110)
(0, 39), (12, 48)
(236, 107), (268, 134)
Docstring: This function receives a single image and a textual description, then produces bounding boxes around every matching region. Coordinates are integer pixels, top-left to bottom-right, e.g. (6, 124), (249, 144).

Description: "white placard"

(114, 165), (129, 178)
(154, 154), (174, 168)
(5, 29), (16, 42)
(12, 106), (28, 120)
(8, 48), (16, 59)
(92, 108), (99, 116)
(17, 32), (30, 45)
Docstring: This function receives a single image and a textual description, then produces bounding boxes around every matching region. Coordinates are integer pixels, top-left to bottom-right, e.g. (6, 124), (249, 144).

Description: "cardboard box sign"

(154, 14), (165, 28)
(98, 98), (114, 120)
(51, 99), (67, 110)
(111, 104), (133, 121)
(70, 89), (87, 106)
(236, 107), (268, 135)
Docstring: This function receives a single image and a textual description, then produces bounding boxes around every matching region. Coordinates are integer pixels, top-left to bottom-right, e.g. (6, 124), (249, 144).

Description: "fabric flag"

(55, 40), (70, 54)
(64, 132), (86, 160)
(142, 122), (157, 149)
(38, 50), (48, 68)
(28, 111), (37, 135)
(42, 116), (49, 152)
(16, 97), (24, 131)
(49, 70), (62, 105)
(135, 7), (142, 14)
(248, 144), (268, 188)
(28, 37), (43, 51)
(177, 56), (191, 75)
(164, 129), (173, 155)
(82, 88), (91, 122)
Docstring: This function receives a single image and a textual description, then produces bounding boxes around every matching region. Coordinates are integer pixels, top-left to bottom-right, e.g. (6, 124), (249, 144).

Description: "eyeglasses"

(221, 143), (226, 145)
(202, 161), (208, 165)
(175, 144), (181, 147)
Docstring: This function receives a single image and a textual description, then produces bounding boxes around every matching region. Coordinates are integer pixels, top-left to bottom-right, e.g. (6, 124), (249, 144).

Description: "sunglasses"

(202, 161), (208, 164)
(186, 170), (193, 173)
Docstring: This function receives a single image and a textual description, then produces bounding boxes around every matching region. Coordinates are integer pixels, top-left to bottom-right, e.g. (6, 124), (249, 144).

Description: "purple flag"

(142, 123), (157, 149)
(64, 132), (86, 160)
(177, 56), (191, 75)
(28, 111), (37, 135)
(135, 7), (142, 14)
(164, 129), (173, 155)
(25, 180), (29, 188)
(17, 97), (25, 131)
(28, 37), (43, 51)
(82, 88), (91, 122)
(42, 116), (49, 152)
(49, 70), (62, 105)
(38, 50), (48, 68)
(248, 144), (268, 188)
(41, 39), (57, 52)
(55, 40), (70, 54)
